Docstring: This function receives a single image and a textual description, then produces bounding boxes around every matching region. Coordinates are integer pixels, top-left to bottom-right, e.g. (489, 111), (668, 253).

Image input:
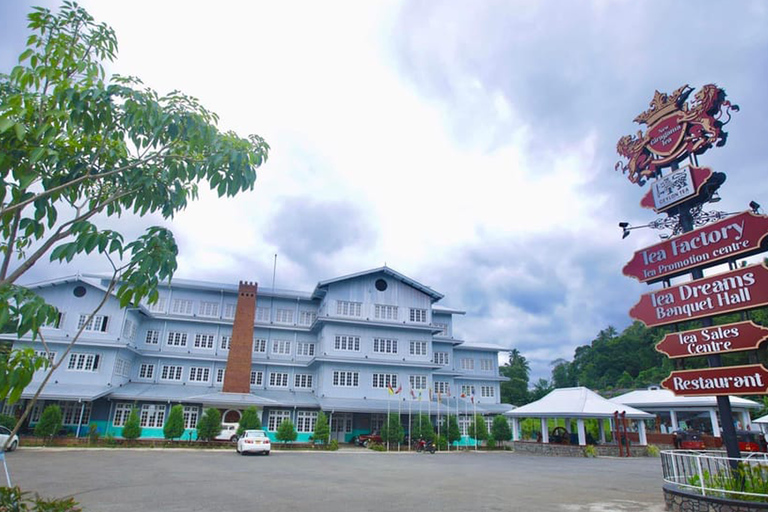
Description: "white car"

(236, 429), (271, 455)
(0, 426), (19, 452)
(216, 423), (240, 442)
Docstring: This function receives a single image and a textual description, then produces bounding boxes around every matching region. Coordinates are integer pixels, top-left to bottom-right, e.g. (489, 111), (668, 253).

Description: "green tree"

(411, 414), (435, 442)
(491, 415), (512, 447)
(312, 411), (330, 445)
(236, 406), (262, 436)
(442, 414), (461, 446)
(0, 2), (268, 450)
(163, 404), (185, 440)
(33, 404), (61, 441)
(468, 414), (488, 445)
(500, 349), (530, 405)
(550, 358), (577, 388)
(122, 408), (141, 440)
(196, 408), (222, 442)
(530, 378), (554, 401)
(275, 419), (297, 444)
(380, 412), (404, 447)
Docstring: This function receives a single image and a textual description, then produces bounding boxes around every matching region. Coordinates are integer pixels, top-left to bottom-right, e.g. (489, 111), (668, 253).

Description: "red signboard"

(623, 211), (768, 283)
(661, 364), (768, 396)
(640, 166), (712, 212)
(629, 263), (768, 327)
(655, 321), (768, 359)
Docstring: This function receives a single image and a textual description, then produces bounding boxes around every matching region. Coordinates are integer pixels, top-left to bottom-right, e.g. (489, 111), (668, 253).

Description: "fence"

(661, 449), (768, 502)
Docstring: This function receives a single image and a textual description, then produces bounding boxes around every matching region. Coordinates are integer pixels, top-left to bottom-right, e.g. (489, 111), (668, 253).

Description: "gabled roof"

(454, 342), (506, 352)
(505, 387), (653, 419)
(612, 388), (761, 410)
(312, 266), (444, 302)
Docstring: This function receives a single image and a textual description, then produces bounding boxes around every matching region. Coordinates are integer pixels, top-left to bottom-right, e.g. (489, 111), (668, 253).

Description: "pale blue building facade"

(8, 267), (511, 442)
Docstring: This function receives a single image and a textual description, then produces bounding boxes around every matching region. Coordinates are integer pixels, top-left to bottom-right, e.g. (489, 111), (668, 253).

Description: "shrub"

(491, 415), (512, 446)
(35, 405), (62, 441)
(163, 405), (185, 440)
(435, 434), (448, 451)
(122, 409), (142, 440)
(87, 424), (100, 444)
(0, 414), (16, 429)
(412, 414), (435, 443)
(369, 442), (386, 452)
(0, 486), (82, 511)
(584, 445), (597, 458)
(237, 407), (262, 436)
(313, 412), (330, 445)
(328, 439), (339, 451)
(647, 444), (660, 457)
(196, 408), (222, 441)
(275, 419), (297, 443)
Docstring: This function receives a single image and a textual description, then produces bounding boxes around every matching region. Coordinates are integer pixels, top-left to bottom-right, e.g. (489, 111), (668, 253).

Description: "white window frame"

(147, 296), (166, 313)
(299, 310), (316, 326)
(480, 359), (494, 371)
(409, 308), (427, 323)
(113, 403), (133, 427)
(374, 304), (398, 320)
(434, 322), (449, 336)
(253, 337), (267, 353)
(461, 358), (475, 371)
(166, 331), (188, 347)
(77, 314), (109, 332)
(66, 353), (99, 372)
(193, 333), (215, 349)
(336, 301), (362, 317)
(332, 370), (359, 387)
(139, 363), (154, 380)
(372, 373), (397, 389)
(114, 358), (130, 377)
(334, 334), (360, 352)
(189, 367), (210, 383)
(269, 372), (289, 387)
(198, 301), (220, 318)
(171, 298), (194, 316)
(409, 375), (427, 390)
(183, 406), (199, 429)
(481, 385), (495, 398)
(373, 337), (397, 354)
(145, 330), (160, 345)
(268, 410), (291, 431)
(297, 343), (315, 357)
(461, 385), (476, 396)
(122, 319), (136, 339)
(250, 371), (263, 386)
(434, 381), (450, 394)
(216, 368), (225, 383)
(274, 308), (294, 324)
(272, 339), (291, 355)
(296, 411), (318, 433)
(140, 404), (165, 428)
(294, 374), (313, 389)
(220, 335), (232, 351)
(409, 340), (428, 356)
(161, 365), (183, 381)
(256, 307), (271, 322)
(433, 351), (449, 365)
(223, 302), (237, 319)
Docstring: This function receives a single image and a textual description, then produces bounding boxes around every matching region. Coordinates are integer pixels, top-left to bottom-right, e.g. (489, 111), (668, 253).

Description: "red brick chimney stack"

(222, 281), (257, 393)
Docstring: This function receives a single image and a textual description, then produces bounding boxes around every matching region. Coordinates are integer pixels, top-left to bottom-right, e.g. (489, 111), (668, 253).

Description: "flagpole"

(455, 393), (459, 450)
(464, 398), (468, 449)
(437, 392), (441, 452)
(387, 387), (391, 452)
(398, 394), (402, 452)
(408, 394), (412, 451)
(473, 394), (478, 452)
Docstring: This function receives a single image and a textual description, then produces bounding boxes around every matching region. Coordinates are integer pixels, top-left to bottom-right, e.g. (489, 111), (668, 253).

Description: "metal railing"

(661, 450), (768, 502)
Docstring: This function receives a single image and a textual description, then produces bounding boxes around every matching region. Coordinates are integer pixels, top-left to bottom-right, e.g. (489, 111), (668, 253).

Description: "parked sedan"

(236, 430), (270, 455)
(0, 426), (19, 452)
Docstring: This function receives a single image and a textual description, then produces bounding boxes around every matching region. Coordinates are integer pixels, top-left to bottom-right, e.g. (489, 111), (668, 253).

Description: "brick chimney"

(222, 281), (257, 393)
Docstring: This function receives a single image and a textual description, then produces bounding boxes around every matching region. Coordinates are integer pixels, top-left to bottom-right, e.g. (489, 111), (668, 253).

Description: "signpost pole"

(677, 206), (742, 463)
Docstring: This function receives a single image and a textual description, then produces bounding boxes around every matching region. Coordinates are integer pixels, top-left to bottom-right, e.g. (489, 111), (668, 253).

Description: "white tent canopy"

(504, 387), (652, 446)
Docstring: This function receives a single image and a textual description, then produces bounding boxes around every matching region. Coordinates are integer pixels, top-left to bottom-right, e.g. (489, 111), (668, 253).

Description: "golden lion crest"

(616, 84), (738, 186)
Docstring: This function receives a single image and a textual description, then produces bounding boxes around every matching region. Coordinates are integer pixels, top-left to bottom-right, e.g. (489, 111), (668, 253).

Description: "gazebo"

(611, 388), (761, 437)
(504, 387), (653, 446)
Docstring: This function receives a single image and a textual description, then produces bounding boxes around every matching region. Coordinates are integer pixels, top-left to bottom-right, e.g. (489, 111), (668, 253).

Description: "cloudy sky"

(2, 1), (767, 381)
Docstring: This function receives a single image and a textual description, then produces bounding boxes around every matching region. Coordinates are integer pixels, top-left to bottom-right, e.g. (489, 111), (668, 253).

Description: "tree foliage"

(196, 408), (221, 442)
(121, 408), (141, 440)
(0, 2), (268, 449)
(380, 412), (404, 445)
(236, 406), (262, 436)
(442, 414), (461, 445)
(468, 414), (488, 443)
(163, 404), (184, 440)
(275, 419), (297, 444)
(491, 415), (511, 446)
(312, 411), (329, 445)
(33, 404), (61, 439)
(411, 413), (434, 442)
(500, 349), (530, 406)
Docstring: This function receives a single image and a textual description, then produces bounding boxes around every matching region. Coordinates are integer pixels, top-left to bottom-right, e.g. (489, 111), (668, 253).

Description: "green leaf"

(13, 123), (27, 141)
(0, 118), (14, 134)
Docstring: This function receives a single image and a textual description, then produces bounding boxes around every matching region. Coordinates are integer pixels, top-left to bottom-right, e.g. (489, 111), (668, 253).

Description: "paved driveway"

(5, 448), (666, 512)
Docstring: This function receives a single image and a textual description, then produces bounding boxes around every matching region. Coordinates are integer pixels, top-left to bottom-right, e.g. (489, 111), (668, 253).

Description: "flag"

(418, 391), (422, 401)
(388, 384), (394, 395)
(410, 388), (416, 399)
(446, 387), (451, 397)
(460, 393), (466, 398)
(471, 395), (474, 404)
(395, 384), (402, 395)
(429, 387), (433, 401)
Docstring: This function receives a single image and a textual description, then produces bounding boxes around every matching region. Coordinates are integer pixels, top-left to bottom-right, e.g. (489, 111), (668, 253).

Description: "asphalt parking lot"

(5, 448), (666, 512)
